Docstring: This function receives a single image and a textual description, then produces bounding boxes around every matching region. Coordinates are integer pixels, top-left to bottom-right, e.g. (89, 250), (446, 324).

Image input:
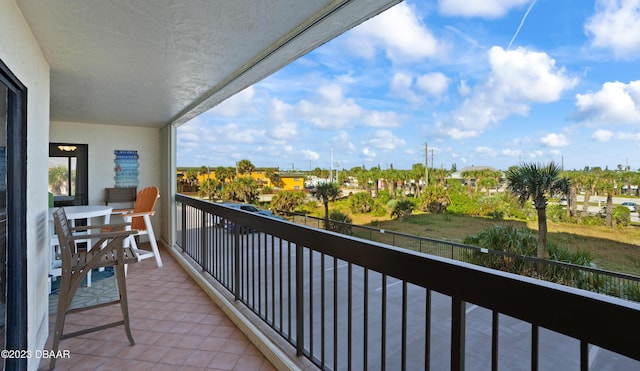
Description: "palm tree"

(369, 166), (382, 197)
(270, 190), (305, 213)
(48, 165), (68, 195)
(596, 171), (616, 227)
(185, 169), (199, 189)
(236, 159), (255, 176)
(265, 168), (281, 189)
(199, 165), (210, 181)
(506, 162), (569, 258)
(215, 166), (236, 184)
(234, 176), (258, 203)
(410, 163), (426, 196)
(198, 178), (219, 200)
(582, 172), (596, 214)
(311, 182), (341, 230)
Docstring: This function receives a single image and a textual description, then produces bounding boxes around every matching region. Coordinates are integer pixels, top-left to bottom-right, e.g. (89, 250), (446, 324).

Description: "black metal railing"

(281, 211), (640, 302)
(176, 195), (640, 370)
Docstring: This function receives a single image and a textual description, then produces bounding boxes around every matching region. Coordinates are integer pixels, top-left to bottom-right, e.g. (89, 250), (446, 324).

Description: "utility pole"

(330, 147), (334, 183)
(425, 142), (429, 187)
(431, 149), (434, 174)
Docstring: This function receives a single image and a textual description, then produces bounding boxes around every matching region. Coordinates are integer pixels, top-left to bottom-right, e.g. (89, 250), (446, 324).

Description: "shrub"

(328, 210), (353, 235)
(546, 204), (567, 222)
(390, 199), (414, 220)
(547, 244), (593, 266)
(463, 224), (537, 256)
(580, 215), (604, 226)
(623, 283), (640, 302)
(417, 185), (450, 213)
(612, 205), (631, 226)
(349, 192), (374, 213)
(371, 199), (388, 217)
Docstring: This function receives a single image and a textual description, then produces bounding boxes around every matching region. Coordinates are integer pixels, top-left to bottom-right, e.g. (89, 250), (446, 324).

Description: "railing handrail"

(176, 194), (640, 365)
(280, 210), (640, 282)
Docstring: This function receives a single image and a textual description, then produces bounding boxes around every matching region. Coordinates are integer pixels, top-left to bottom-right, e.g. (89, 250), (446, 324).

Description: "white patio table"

(49, 205), (113, 288)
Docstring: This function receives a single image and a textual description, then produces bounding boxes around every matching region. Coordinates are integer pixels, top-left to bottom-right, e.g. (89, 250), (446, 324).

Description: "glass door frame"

(0, 58), (28, 371)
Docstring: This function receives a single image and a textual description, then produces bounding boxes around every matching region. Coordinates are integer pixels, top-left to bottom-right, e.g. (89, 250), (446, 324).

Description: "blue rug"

(49, 267), (119, 314)
(49, 267), (114, 295)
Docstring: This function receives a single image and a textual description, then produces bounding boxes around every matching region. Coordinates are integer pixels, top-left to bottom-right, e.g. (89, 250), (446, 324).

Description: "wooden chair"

(111, 186), (163, 267)
(50, 207), (139, 370)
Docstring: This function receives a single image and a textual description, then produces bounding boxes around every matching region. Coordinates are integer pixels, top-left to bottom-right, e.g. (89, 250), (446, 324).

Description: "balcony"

(42, 246), (279, 370)
(172, 194), (640, 370)
(37, 195), (640, 370)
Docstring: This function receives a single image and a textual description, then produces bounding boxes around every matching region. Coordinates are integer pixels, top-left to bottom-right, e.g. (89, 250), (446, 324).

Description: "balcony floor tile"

(39, 244), (275, 371)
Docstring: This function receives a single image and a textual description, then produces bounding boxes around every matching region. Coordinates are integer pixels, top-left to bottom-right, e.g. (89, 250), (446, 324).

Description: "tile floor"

(40, 245), (277, 371)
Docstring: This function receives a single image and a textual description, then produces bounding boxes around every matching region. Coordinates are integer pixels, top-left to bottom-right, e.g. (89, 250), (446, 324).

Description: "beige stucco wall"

(50, 121), (163, 239)
(0, 1), (51, 369)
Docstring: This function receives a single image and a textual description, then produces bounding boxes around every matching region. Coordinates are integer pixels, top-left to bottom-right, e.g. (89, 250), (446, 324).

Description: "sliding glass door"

(0, 74), (6, 363)
(0, 59), (27, 371)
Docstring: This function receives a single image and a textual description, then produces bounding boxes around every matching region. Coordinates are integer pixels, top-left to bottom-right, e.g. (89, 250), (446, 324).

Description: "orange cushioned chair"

(111, 186), (163, 267)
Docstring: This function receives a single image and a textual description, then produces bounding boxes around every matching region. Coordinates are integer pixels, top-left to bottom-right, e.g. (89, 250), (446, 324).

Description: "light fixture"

(58, 145), (77, 152)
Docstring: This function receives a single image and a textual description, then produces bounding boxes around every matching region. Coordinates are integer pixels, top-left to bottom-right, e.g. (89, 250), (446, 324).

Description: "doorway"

(0, 59), (28, 370)
(49, 143), (89, 207)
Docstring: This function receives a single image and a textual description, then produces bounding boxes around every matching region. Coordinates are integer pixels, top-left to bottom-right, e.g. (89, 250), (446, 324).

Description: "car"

(218, 203), (285, 232)
(558, 197), (568, 206)
(622, 202), (638, 212)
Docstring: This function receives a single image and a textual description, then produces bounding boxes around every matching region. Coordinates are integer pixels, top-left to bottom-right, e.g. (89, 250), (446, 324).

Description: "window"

(48, 143), (88, 206)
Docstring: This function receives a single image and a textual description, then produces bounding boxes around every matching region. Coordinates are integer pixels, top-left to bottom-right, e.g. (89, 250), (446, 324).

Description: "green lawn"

(302, 205), (640, 276)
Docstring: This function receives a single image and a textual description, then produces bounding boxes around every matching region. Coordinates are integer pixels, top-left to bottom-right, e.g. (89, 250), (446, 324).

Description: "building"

(176, 167), (305, 192)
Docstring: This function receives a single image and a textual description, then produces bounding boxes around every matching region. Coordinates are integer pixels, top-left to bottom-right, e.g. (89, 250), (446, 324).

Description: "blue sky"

(177, 0), (640, 172)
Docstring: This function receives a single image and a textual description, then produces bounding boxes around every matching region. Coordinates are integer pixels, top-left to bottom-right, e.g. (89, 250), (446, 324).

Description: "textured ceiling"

(16, 0), (400, 127)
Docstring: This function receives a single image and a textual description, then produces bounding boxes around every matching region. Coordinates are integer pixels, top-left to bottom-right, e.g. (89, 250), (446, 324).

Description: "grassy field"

(304, 207), (640, 276)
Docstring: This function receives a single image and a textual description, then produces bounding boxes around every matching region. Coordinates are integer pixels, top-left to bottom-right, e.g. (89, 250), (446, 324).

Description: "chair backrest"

(52, 208), (74, 270)
(131, 186), (159, 230)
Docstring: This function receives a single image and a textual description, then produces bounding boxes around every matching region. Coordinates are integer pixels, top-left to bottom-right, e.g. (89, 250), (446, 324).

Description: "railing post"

(295, 243), (304, 356)
(201, 210), (207, 271)
(452, 296), (466, 371)
(180, 201), (186, 251)
(233, 227), (240, 301)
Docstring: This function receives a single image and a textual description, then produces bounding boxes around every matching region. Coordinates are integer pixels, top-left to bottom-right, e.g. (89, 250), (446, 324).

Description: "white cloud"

(390, 72), (421, 103)
(592, 129), (640, 142)
(391, 72), (449, 103)
(616, 132), (640, 140)
(438, 0), (531, 18)
(442, 127), (480, 139)
(212, 123), (265, 143)
(440, 46), (578, 138)
(593, 129), (614, 141)
(575, 81), (640, 124)
(298, 83), (363, 129)
(528, 150), (544, 159)
(362, 147), (377, 159)
(585, 0), (640, 60)
(363, 111), (402, 128)
(416, 72), (450, 97)
(458, 80), (471, 96)
(333, 131), (356, 152)
(348, 2), (442, 64)
(270, 121), (298, 141)
(540, 133), (569, 147)
(489, 47), (578, 103)
(502, 148), (522, 157)
(365, 130), (406, 151)
(208, 86), (255, 116)
(475, 146), (497, 156)
(301, 149), (320, 161)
